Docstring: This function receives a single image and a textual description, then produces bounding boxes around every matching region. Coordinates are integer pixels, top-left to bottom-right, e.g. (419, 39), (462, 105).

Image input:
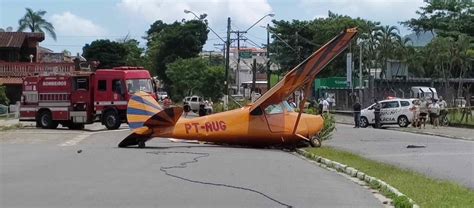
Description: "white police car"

(360, 98), (417, 128)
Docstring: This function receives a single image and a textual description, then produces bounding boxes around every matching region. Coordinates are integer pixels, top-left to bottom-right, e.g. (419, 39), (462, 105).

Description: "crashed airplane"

(118, 28), (358, 148)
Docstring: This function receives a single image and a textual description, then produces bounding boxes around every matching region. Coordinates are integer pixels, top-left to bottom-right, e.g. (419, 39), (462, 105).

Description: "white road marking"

(58, 128), (130, 147)
(59, 132), (93, 147)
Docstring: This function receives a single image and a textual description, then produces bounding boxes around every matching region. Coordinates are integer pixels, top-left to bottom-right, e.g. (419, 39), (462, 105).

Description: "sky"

(0, 0), (426, 55)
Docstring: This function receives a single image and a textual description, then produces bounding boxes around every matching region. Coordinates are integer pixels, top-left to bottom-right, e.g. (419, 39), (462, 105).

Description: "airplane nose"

(305, 114), (324, 135)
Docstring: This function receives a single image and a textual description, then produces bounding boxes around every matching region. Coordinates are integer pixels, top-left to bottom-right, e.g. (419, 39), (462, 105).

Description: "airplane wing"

(250, 28), (358, 112)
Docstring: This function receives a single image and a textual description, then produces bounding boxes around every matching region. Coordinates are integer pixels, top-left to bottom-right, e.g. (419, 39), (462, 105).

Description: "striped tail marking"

(127, 91), (163, 130)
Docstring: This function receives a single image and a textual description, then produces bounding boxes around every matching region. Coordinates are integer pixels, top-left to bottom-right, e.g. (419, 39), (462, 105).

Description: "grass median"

(305, 147), (474, 207)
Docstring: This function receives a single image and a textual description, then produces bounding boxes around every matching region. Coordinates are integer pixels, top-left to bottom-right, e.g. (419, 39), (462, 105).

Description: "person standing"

(410, 100), (420, 128)
(438, 96), (448, 126)
(327, 95), (335, 110)
(322, 98), (330, 114)
(353, 98), (362, 128)
(373, 99), (381, 128)
(429, 99), (440, 128)
(419, 98), (428, 129)
(317, 99), (324, 115)
(163, 97), (172, 109)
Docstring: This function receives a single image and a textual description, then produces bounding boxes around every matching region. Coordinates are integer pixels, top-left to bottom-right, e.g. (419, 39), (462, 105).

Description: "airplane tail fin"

(118, 92), (183, 148)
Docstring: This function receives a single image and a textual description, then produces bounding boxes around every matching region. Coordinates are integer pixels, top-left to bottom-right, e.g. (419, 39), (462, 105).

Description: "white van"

(411, 86), (438, 100)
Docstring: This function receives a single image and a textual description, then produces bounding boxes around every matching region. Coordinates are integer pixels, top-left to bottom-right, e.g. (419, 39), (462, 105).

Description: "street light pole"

(266, 23), (271, 90)
(184, 10), (226, 44)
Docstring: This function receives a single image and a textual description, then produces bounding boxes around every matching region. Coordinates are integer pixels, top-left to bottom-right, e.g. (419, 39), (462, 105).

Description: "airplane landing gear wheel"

(138, 140), (146, 148)
(309, 135), (322, 147)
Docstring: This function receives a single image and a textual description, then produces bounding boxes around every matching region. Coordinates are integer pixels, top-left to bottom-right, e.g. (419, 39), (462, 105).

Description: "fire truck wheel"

(38, 111), (58, 129)
(103, 110), (121, 130)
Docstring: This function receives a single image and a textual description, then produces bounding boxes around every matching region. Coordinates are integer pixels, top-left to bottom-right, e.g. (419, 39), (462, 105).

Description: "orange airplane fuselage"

(152, 105), (323, 146)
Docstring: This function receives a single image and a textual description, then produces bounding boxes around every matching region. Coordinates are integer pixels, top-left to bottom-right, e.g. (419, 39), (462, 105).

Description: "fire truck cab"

(20, 67), (156, 130)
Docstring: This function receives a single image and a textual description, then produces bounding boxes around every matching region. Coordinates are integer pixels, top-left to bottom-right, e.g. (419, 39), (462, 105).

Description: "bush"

(0, 85), (9, 105)
(320, 113), (336, 141)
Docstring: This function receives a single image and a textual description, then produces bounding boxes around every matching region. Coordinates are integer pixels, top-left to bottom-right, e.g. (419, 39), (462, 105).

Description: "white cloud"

(298, 0), (426, 34)
(51, 12), (106, 36)
(117, 0), (273, 32)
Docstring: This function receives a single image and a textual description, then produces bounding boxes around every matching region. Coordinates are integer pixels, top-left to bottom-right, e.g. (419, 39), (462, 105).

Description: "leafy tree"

(402, 0), (474, 38)
(0, 85), (9, 105)
(166, 58), (224, 101)
(120, 39), (145, 67)
(17, 8), (56, 40)
(82, 39), (127, 69)
(146, 20), (209, 87)
(270, 12), (375, 77)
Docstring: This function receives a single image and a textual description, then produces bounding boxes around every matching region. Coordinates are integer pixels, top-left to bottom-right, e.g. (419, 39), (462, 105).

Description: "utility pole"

(266, 23), (271, 90)
(236, 31), (241, 95)
(225, 18), (231, 94)
(359, 43), (363, 105)
(252, 58), (257, 95)
(225, 17), (231, 110)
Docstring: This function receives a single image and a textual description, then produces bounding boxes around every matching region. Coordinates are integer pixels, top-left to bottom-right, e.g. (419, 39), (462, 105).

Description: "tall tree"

(82, 39), (127, 69)
(270, 12), (375, 77)
(146, 19), (209, 87)
(17, 8), (56, 40)
(119, 39), (145, 67)
(166, 57), (224, 101)
(402, 0), (474, 38)
(377, 25), (402, 78)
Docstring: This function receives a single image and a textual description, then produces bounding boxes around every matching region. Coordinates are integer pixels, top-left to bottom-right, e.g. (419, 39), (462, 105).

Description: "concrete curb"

(335, 121), (473, 141)
(296, 149), (420, 208)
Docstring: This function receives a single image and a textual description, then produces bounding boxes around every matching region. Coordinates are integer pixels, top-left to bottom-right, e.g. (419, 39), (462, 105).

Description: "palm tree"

(377, 25), (402, 78)
(17, 8), (56, 40)
(393, 37), (413, 78)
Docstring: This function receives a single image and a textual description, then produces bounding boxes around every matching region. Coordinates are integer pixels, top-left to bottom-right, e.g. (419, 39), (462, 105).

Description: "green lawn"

(305, 147), (474, 208)
(447, 108), (474, 126)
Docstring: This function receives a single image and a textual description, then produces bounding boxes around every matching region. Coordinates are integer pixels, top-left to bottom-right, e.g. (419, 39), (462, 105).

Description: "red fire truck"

(19, 67), (157, 130)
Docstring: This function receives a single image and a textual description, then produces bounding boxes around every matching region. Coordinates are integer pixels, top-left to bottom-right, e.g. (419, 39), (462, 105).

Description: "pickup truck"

(183, 96), (204, 113)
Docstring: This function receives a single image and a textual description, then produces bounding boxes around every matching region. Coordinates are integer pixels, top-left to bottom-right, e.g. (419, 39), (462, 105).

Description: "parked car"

(360, 98), (418, 128)
(183, 95), (204, 113)
(156, 91), (168, 101)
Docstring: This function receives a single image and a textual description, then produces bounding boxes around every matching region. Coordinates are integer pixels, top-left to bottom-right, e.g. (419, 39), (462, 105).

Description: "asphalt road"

(1, 125), (383, 208)
(328, 124), (474, 189)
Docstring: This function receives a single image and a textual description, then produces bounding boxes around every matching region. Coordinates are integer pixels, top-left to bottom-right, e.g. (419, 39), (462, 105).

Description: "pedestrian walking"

(429, 99), (440, 128)
(419, 98), (428, 129)
(353, 98), (361, 128)
(373, 99), (381, 128)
